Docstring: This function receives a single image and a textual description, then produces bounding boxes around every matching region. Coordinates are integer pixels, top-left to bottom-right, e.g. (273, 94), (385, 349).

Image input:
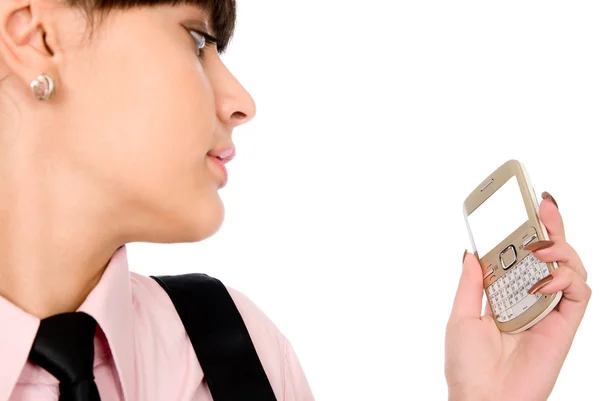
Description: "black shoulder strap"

(150, 273), (277, 401)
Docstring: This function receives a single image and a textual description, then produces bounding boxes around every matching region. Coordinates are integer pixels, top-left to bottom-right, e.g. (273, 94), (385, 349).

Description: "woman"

(0, 0), (591, 400)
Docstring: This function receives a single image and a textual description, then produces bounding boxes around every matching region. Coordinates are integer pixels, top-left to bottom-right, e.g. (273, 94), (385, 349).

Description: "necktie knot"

(29, 311), (101, 401)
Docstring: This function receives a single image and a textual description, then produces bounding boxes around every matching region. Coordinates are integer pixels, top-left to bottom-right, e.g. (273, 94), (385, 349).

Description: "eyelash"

(190, 30), (217, 60)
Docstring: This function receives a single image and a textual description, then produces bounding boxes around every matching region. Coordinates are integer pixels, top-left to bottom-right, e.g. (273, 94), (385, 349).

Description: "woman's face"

(3, 3), (256, 243)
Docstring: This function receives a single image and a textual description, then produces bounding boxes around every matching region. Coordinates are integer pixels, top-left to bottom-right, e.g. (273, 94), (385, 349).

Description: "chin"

(182, 196), (226, 243)
(150, 186), (225, 244)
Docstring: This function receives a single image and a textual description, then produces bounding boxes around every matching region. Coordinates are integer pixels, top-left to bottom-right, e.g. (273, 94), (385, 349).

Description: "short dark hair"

(64, 0), (236, 52)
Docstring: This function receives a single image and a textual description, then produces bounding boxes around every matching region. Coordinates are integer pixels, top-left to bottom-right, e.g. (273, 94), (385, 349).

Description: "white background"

(128, 1), (599, 400)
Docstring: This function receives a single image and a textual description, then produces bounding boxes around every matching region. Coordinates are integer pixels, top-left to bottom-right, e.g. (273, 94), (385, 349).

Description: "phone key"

(514, 293), (538, 317)
(524, 236), (536, 249)
(519, 289), (528, 302)
(527, 293), (539, 311)
(506, 308), (515, 321)
(516, 291), (525, 303)
(498, 312), (508, 323)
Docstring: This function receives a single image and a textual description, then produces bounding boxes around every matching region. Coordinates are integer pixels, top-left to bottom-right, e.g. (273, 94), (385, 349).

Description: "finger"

(530, 266), (592, 329)
(539, 193), (565, 241)
(529, 241), (587, 282)
(449, 251), (484, 324)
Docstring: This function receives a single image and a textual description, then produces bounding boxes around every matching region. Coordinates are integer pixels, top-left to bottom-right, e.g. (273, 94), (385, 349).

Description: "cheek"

(54, 14), (226, 241)
(67, 41), (217, 195)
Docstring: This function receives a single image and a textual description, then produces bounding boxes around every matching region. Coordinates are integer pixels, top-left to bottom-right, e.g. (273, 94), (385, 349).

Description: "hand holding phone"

(463, 160), (561, 332)
(445, 160), (591, 401)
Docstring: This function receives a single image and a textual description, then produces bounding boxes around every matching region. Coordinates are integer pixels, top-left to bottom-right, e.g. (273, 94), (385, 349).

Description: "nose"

(212, 63), (257, 129)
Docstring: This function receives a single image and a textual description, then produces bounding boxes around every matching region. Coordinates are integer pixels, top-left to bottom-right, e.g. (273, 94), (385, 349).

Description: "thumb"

(449, 251), (484, 324)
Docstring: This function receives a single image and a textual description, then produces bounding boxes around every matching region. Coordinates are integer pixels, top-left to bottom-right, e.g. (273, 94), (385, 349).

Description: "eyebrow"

(186, 19), (213, 35)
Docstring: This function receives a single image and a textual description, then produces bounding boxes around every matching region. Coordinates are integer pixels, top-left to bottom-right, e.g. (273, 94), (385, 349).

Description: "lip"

(208, 155), (228, 188)
(207, 146), (235, 188)
(208, 146), (236, 163)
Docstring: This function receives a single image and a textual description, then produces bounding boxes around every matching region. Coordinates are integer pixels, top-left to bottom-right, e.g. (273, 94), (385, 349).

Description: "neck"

(0, 142), (124, 319)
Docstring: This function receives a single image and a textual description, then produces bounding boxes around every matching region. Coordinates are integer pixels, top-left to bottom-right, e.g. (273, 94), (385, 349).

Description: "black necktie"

(29, 311), (102, 401)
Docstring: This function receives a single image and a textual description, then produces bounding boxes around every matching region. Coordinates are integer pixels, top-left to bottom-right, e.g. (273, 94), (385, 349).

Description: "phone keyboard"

(487, 253), (550, 323)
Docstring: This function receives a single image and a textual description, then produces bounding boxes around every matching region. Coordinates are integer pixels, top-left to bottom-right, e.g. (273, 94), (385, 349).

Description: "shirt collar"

(79, 244), (136, 401)
(0, 244), (135, 401)
(0, 292), (40, 401)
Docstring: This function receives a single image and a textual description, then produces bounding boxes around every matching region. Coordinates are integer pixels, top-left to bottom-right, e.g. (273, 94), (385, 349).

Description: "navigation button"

(500, 245), (518, 270)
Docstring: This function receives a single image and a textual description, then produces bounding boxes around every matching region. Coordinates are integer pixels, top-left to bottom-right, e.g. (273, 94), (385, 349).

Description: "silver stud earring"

(30, 74), (56, 101)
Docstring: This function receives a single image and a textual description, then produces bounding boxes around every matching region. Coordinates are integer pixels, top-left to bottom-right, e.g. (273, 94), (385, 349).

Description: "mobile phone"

(463, 160), (562, 333)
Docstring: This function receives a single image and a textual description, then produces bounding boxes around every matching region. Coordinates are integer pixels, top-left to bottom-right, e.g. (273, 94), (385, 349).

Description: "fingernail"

(463, 249), (468, 263)
(528, 275), (554, 294)
(524, 240), (554, 252)
(542, 191), (558, 209)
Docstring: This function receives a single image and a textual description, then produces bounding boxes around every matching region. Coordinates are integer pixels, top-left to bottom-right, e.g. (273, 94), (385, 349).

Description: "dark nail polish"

(463, 249), (468, 263)
(524, 240), (554, 252)
(542, 191), (558, 209)
(528, 275), (554, 294)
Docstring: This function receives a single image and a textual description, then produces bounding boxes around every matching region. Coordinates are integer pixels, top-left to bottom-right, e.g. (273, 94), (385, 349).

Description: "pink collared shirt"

(0, 245), (314, 401)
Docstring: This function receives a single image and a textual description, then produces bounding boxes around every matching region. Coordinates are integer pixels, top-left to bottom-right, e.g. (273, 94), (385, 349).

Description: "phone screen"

(467, 176), (529, 257)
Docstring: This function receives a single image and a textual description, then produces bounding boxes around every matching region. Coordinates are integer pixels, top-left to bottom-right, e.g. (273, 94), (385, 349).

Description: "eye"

(189, 30), (216, 60)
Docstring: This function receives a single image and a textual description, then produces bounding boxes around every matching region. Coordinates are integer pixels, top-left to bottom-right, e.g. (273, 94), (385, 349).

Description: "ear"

(0, 0), (56, 92)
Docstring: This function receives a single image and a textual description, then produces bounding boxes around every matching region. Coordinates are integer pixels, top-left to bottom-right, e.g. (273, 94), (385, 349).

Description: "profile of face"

(0, 1), (255, 244)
